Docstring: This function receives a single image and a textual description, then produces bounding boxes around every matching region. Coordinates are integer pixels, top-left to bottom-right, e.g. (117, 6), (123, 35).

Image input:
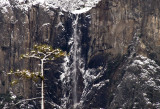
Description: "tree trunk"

(41, 60), (44, 109)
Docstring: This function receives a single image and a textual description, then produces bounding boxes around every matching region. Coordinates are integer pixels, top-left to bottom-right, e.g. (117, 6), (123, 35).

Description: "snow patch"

(0, 0), (102, 14)
(0, 0), (10, 13)
(72, 7), (92, 14)
(0, 0), (10, 7)
(45, 0), (102, 14)
(9, 91), (17, 100)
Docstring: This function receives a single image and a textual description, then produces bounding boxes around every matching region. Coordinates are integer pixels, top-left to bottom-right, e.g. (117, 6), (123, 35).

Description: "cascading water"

(60, 13), (108, 109)
(61, 14), (84, 109)
(72, 15), (79, 108)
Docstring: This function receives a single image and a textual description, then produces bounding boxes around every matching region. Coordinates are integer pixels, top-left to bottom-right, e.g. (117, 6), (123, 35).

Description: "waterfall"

(72, 15), (79, 108)
(60, 13), (108, 109)
(61, 14), (83, 109)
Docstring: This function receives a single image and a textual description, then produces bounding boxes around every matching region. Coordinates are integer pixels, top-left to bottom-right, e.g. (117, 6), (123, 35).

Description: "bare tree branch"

(14, 97), (42, 106)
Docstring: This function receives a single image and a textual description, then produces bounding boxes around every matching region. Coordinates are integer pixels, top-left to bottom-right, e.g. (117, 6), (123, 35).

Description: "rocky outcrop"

(109, 55), (160, 109)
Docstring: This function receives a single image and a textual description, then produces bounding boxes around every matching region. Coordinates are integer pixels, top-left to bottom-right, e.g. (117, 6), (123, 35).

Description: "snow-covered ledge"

(0, 0), (101, 14)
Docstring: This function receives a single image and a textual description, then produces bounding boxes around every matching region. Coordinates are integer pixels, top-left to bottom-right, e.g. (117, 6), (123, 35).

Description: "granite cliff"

(0, 0), (160, 108)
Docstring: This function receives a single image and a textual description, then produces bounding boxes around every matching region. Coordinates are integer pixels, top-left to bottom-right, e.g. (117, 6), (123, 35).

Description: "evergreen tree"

(8, 44), (66, 109)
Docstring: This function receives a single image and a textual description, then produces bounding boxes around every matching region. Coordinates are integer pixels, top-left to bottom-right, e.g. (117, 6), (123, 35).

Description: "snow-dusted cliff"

(0, 0), (101, 14)
(1, 0), (160, 109)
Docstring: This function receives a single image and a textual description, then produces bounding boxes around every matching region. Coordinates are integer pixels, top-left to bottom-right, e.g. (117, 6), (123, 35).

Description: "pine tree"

(8, 44), (66, 109)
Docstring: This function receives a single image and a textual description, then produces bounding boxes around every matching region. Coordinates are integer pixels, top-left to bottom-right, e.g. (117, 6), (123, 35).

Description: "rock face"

(0, 1), (72, 108)
(85, 0), (160, 108)
(109, 55), (160, 109)
(1, 0), (160, 108)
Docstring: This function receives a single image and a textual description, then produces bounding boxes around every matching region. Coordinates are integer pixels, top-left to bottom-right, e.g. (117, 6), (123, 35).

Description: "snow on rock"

(110, 55), (160, 108)
(10, 91), (17, 100)
(0, 0), (10, 7)
(72, 7), (92, 14)
(0, 0), (101, 14)
(77, 67), (109, 108)
(44, 0), (101, 14)
(0, 0), (10, 13)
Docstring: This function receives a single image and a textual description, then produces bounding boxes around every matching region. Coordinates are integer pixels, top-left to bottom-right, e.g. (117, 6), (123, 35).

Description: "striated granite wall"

(86, 0), (160, 108)
(0, 2), (71, 99)
(1, 0), (160, 108)
(87, 0), (160, 67)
